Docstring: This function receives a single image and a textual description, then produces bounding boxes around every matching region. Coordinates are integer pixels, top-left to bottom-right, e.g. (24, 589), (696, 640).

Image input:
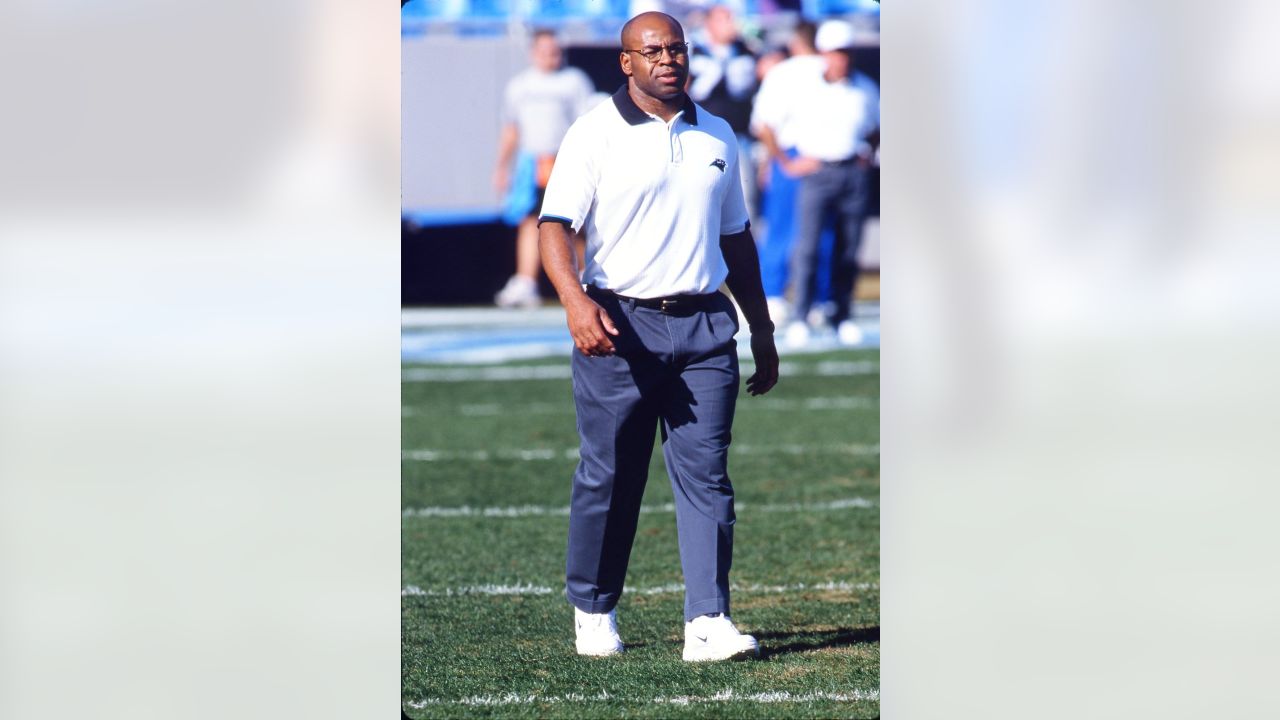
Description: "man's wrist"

(749, 320), (775, 336)
(561, 287), (595, 309)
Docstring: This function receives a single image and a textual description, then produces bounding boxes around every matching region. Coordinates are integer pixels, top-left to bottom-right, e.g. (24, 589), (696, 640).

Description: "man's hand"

(718, 227), (779, 395)
(781, 156), (822, 178)
(565, 296), (619, 357)
(745, 331), (779, 396)
(492, 166), (511, 195)
(540, 221), (616, 357)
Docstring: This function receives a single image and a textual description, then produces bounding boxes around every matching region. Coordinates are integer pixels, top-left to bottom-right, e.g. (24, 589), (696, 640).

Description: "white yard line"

(406, 687), (879, 708)
(443, 396), (876, 416)
(754, 396), (877, 410)
(403, 360), (878, 383)
(456, 401), (567, 416)
(811, 360), (880, 376)
(401, 580), (878, 598)
(403, 365), (571, 382)
(402, 496), (876, 519)
(402, 448), (567, 462)
(732, 442), (880, 456)
(401, 443), (878, 463)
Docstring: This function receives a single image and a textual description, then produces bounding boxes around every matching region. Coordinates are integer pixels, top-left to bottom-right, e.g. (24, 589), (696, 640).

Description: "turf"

(402, 349), (880, 718)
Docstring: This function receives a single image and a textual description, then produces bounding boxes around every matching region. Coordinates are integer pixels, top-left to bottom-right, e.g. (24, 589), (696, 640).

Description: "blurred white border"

(883, 1), (1280, 718)
(4, 0), (1280, 717)
(0, 1), (400, 718)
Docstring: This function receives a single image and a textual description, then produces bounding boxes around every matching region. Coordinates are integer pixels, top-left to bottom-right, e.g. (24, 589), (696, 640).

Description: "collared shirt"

(750, 54), (827, 150)
(502, 66), (596, 156)
(789, 71), (880, 162)
(539, 86), (750, 299)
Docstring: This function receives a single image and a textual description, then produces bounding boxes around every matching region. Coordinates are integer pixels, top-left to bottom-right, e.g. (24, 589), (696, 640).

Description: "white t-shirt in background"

(502, 66), (596, 156)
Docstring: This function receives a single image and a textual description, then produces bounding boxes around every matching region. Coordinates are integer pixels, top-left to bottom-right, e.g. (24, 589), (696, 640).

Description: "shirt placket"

(667, 115), (683, 164)
(650, 112), (684, 165)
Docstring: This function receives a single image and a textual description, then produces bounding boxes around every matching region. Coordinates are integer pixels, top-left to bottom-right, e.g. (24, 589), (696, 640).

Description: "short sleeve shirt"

(789, 71), (880, 162)
(750, 54), (827, 150)
(539, 87), (750, 298)
(502, 66), (596, 156)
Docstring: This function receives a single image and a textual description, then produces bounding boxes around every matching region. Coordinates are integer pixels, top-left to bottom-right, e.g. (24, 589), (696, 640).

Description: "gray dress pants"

(790, 160), (871, 326)
(565, 286), (740, 622)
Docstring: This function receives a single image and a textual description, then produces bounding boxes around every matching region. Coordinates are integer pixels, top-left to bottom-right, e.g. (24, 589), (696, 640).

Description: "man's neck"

(628, 84), (684, 123)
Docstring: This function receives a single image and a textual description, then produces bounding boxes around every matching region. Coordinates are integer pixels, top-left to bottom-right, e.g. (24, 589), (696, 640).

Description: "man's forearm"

(755, 125), (786, 164)
(719, 229), (774, 333)
(539, 221), (589, 306)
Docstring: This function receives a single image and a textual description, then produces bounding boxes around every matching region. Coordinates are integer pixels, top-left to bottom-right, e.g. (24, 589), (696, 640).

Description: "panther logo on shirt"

(709, 159), (726, 172)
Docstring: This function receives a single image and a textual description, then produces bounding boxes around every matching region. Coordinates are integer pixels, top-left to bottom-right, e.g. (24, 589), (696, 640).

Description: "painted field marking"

(438, 396), (876, 417)
(401, 580), (878, 598)
(406, 688), (879, 708)
(402, 443), (878, 463)
(402, 496), (876, 519)
(457, 401), (565, 416)
(403, 360), (878, 383)
(733, 442), (880, 456)
(402, 448), (564, 462)
(755, 396), (877, 410)
(403, 365), (571, 382)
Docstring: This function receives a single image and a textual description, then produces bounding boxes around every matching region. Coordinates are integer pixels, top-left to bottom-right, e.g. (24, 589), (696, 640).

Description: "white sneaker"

(784, 320), (811, 348)
(494, 275), (540, 309)
(807, 302), (833, 328)
(837, 320), (864, 346)
(574, 607), (624, 657)
(683, 613), (759, 662)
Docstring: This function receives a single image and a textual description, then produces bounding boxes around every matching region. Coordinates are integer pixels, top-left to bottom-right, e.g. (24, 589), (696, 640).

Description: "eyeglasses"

(624, 42), (689, 63)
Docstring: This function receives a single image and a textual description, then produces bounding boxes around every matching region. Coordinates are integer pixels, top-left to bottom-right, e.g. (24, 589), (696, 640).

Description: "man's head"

(619, 12), (688, 103)
(531, 29), (563, 73)
(704, 5), (739, 46)
(814, 19), (856, 81)
(789, 21), (818, 56)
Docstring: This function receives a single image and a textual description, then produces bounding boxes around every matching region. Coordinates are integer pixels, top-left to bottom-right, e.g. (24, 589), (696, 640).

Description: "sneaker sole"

(576, 645), (624, 657)
(681, 643), (760, 662)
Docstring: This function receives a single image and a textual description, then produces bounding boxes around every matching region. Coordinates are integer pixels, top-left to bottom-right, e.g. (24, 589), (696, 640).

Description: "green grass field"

(402, 349), (880, 718)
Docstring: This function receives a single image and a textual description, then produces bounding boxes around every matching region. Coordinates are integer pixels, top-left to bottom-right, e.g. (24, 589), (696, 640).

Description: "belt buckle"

(660, 298), (676, 314)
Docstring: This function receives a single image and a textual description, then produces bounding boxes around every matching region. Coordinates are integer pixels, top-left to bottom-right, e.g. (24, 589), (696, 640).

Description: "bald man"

(538, 12), (778, 662)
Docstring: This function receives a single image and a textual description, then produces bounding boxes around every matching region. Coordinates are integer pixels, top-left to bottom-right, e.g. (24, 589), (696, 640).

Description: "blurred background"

(400, 0), (880, 313)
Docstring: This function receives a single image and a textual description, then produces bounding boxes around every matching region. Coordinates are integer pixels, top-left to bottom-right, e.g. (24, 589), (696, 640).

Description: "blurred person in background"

(688, 5), (760, 228)
(749, 20), (826, 328)
(781, 19), (879, 347)
(493, 29), (595, 309)
(753, 50), (783, 81)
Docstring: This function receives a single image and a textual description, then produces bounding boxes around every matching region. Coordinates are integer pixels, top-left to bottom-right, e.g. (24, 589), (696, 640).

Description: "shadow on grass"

(757, 626), (879, 659)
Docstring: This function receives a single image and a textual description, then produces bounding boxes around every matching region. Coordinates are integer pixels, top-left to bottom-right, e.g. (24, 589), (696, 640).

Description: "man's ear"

(619, 52), (633, 78)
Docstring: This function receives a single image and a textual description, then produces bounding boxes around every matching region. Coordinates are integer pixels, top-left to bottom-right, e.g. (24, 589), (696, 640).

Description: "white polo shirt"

(538, 87), (750, 299)
(790, 71), (880, 163)
(502, 65), (595, 156)
(750, 54), (827, 150)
